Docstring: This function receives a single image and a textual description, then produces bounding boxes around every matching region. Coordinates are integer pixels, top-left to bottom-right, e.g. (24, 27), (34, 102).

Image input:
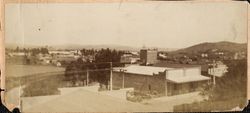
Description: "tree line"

(64, 48), (125, 87)
(9, 46), (49, 56)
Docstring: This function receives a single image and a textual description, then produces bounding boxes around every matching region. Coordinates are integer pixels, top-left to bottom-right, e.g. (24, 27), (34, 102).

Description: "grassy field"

(6, 64), (65, 77)
(6, 64), (65, 93)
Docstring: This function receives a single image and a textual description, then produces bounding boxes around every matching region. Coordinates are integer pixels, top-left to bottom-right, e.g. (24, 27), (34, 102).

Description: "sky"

(5, 1), (248, 49)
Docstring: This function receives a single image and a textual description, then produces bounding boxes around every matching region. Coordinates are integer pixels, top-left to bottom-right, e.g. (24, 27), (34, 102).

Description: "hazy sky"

(5, 2), (248, 49)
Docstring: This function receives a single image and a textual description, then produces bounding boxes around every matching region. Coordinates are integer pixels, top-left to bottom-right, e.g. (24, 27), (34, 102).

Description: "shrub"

(126, 91), (152, 102)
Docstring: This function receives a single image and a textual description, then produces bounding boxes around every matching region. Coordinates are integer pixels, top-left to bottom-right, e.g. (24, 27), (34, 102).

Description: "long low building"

(112, 65), (210, 96)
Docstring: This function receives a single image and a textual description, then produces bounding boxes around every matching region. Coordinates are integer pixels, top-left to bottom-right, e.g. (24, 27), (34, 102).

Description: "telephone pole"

(110, 62), (113, 91)
(86, 68), (89, 86)
(212, 60), (216, 85)
(122, 70), (125, 89)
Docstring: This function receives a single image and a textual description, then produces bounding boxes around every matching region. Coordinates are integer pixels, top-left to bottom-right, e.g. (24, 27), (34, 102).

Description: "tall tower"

(140, 48), (158, 65)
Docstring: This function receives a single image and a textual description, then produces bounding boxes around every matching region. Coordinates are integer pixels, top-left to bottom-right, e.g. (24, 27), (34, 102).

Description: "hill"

(171, 41), (247, 54)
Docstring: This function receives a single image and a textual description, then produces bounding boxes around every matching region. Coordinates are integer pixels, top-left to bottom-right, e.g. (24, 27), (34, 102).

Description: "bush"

(126, 91), (152, 102)
(200, 60), (247, 105)
(175, 60), (247, 112)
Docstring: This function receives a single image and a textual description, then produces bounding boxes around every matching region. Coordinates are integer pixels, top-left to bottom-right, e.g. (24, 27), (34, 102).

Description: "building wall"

(166, 67), (201, 79)
(167, 80), (207, 96)
(185, 67), (201, 75)
(167, 69), (183, 78)
(140, 49), (147, 64)
(140, 49), (158, 65)
(112, 71), (167, 96)
(146, 51), (158, 64)
(113, 68), (208, 96)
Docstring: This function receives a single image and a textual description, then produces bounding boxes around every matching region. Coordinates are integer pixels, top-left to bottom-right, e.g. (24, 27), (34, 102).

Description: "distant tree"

(40, 48), (49, 54)
(23, 48), (27, 53)
(30, 48), (39, 56)
(80, 49), (86, 55)
(76, 57), (84, 64)
(65, 62), (77, 83)
(65, 48), (124, 86)
(15, 46), (20, 52)
(24, 55), (31, 65)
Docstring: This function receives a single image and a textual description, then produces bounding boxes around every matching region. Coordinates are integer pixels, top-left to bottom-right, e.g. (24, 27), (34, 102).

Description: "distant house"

(120, 54), (132, 63)
(49, 50), (72, 55)
(9, 52), (26, 57)
(130, 51), (139, 56)
(51, 54), (76, 66)
(120, 54), (140, 64)
(37, 54), (52, 65)
(201, 53), (208, 58)
(140, 49), (158, 65)
(215, 52), (224, 55)
(49, 50), (84, 66)
(234, 52), (246, 60)
(85, 55), (95, 62)
(179, 57), (192, 64)
(158, 53), (167, 60)
(112, 65), (210, 96)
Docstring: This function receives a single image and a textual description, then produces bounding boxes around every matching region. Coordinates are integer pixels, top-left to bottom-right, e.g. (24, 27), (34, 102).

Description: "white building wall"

(185, 68), (201, 76)
(166, 67), (201, 79)
(167, 69), (183, 78)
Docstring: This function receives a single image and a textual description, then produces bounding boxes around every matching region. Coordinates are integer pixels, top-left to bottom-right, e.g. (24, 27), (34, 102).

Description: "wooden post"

(165, 80), (168, 96)
(122, 69), (125, 88)
(213, 74), (216, 85)
(110, 62), (113, 91)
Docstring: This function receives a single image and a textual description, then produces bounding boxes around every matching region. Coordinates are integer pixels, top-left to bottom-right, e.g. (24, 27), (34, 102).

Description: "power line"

(43, 61), (126, 67)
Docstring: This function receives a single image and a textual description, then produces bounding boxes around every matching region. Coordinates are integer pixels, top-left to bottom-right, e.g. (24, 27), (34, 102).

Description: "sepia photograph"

(1, 1), (249, 112)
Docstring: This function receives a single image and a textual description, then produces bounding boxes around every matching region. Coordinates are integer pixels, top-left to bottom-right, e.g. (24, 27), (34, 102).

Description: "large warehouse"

(112, 65), (210, 96)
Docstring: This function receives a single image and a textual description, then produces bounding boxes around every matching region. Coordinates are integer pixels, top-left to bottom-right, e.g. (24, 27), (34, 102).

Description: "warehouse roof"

(114, 65), (210, 83)
(114, 65), (172, 76)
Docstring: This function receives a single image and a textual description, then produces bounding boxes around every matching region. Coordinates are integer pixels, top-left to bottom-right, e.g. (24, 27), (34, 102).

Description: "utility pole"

(110, 62), (113, 91)
(122, 69), (125, 89)
(86, 68), (89, 86)
(212, 60), (216, 85)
